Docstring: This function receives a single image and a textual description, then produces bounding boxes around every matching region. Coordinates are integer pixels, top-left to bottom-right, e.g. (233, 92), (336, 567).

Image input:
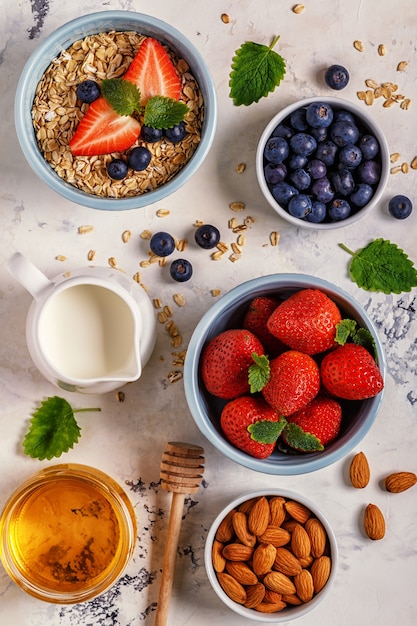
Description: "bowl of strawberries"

(14, 11), (217, 210)
(183, 274), (386, 474)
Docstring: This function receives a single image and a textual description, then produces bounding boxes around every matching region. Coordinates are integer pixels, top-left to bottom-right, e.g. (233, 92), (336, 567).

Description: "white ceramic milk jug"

(7, 252), (156, 393)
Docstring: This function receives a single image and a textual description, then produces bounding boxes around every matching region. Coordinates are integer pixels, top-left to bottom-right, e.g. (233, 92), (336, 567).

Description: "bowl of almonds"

(14, 11), (217, 210)
(205, 490), (338, 621)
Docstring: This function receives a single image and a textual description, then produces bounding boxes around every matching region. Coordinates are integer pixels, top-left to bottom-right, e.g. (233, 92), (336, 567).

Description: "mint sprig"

(144, 96), (189, 129)
(102, 78), (141, 116)
(23, 396), (100, 460)
(229, 35), (286, 106)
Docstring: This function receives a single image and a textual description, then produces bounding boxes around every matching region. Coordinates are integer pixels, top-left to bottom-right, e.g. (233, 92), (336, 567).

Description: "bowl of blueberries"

(256, 96), (390, 228)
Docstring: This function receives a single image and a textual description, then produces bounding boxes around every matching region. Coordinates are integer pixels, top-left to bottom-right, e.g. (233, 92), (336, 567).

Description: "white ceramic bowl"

(184, 274), (386, 475)
(256, 96), (389, 229)
(14, 11), (217, 210)
(205, 489), (338, 622)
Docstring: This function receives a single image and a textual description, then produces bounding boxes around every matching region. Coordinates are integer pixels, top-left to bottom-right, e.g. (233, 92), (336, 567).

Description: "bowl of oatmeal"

(15, 11), (217, 210)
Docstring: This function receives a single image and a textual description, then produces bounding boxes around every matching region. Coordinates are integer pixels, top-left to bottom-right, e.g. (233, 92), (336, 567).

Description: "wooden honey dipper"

(155, 442), (205, 626)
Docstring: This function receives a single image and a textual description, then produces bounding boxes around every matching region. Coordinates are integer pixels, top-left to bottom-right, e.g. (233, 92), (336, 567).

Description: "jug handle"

(7, 252), (53, 300)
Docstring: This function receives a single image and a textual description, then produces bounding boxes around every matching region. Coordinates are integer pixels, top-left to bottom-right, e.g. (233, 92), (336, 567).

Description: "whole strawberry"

(242, 296), (286, 358)
(220, 396), (284, 459)
(320, 343), (384, 400)
(201, 329), (264, 400)
(267, 288), (342, 355)
(282, 396), (343, 452)
(262, 350), (321, 416)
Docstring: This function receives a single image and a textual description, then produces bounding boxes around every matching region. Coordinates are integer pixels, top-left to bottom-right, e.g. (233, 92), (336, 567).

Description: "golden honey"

(0, 464), (137, 603)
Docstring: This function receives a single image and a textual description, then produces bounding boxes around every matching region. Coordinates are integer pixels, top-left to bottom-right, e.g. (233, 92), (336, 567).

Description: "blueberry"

(358, 160), (381, 185)
(271, 181), (299, 206)
(388, 195), (413, 219)
(164, 121), (186, 143)
(289, 168), (311, 191)
(350, 183), (374, 207)
(315, 140), (338, 166)
(339, 145), (362, 169)
(325, 65), (350, 90)
(141, 125), (163, 142)
(305, 201), (327, 223)
(194, 224), (221, 249)
(264, 136), (289, 163)
(329, 199), (351, 220)
(290, 108), (308, 131)
(306, 159), (327, 180)
(330, 121), (359, 147)
(107, 159), (128, 180)
(170, 258), (193, 282)
(358, 134), (380, 160)
(290, 133), (317, 157)
(288, 194), (312, 219)
(287, 154), (308, 170)
(331, 168), (355, 196)
(272, 124), (294, 140)
(76, 80), (100, 103)
(128, 146), (152, 171)
(305, 102), (334, 128)
(150, 232), (175, 257)
(264, 162), (287, 184)
(311, 177), (334, 203)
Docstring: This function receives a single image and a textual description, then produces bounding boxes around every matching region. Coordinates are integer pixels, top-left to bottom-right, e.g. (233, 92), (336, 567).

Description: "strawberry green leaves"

(282, 423), (324, 452)
(229, 35), (286, 106)
(340, 238), (417, 294)
(23, 396), (100, 460)
(248, 353), (270, 393)
(335, 319), (377, 360)
(248, 419), (286, 444)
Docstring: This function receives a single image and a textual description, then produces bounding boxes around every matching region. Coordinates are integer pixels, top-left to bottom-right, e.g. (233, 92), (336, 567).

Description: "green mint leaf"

(248, 352), (270, 393)
(335, 319), (358, 345)
(102, 78), (141, 116)
(23, 396), (100, 460)
(229, 35), (286, 106)
(283, 423), (324, 452)
(248, 419), (286, 444)
(144, 96), (189, 129)
(339, 239), (417, 294)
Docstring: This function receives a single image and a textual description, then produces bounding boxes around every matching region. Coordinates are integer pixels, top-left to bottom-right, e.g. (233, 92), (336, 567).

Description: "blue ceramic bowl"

(14, 11), (217, 210)
(184, 274), (386, 475)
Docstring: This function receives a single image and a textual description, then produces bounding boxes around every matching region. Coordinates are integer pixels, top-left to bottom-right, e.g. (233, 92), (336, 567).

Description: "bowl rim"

(204, 488), (338, 622)
(14, 10), (218, 211)
(255, 95), (390, 230)
(183, 273), (386, 475)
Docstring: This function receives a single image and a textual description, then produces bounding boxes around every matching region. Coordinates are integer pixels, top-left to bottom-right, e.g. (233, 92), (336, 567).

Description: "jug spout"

(7, 252), (53, 300)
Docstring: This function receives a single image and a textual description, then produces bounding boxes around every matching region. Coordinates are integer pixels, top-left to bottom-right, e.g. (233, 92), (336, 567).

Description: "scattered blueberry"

(388, 195), (413, 219)
(329, 199), (351, 220)
(288, 194), (312, 218)
(141, 125), (163, 143)
(128, 146), (152, 171)
(350, 183), (374, 207)
(76, 80), (100, 103)
(170, 258), (193, 282)
(164, 121), (186, 143)
(194, 224), (221, 249)
(264, 136), (289, 164)
(150, 232), (176, 257)
(290, 133), (317, 157)
(264, 162), (287, 184)
(107, 159), (128, 180)
(325, 65), (350, 90)
(306, 102), (334, 128)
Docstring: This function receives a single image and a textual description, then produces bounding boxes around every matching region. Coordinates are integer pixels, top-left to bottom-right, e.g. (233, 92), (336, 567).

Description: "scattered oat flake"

(390, 152), (401, 163)
(211, 250), (224, 260)
(229, 253), (241, 262)
(173, 293), (186, 307)
(122, 230), (131, 243)
(237, 234), (246, 246)
(221, 13), (230, 23)
(168, 371), (183, 383)
(270, 231), (280, 246)
(401, 162), (409, 173)
(397, 61), (408, 72)
(116, 391), (125, 402)
(235, 162), (246, 173)
(229, 201), (246, 211)
(400, 98), (411, 110)
(292, 4), (305, 13)
(211, 289), (221, 297)
(365, 90), (374, 105)
(78, 225), (94, 234)
(410, 157), (417, 169)
(108, 257), (118, 268)
(378, 44), (387, 56)
(354, 40), (365, 52)
(156, 209), (170, 217)
(365, 79), (379, 89)
(152, 298), (162, 309)
(55, 255), (67, 262)
(140, 230), (152, 239)
(357, 91), (366, 101)
(87, 249), (96, 261)
(390, 165), (402, 174)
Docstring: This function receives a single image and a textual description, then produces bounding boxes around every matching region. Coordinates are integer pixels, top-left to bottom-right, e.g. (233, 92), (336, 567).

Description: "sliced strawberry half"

(123, 37), (181, 104)
(69, 97), (141, 156)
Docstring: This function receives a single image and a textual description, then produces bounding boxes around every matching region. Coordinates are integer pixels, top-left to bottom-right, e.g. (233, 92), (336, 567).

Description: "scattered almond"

(349, 451), (371, 488)
(385, 471), (417, 493)
(364, 503), (385, 540)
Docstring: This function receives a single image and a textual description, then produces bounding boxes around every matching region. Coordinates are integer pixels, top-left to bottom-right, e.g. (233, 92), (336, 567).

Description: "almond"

(217, 572), (247, 604)
(285, 500), (312, 524)
(311, 555), (331, 593)
(248, 496), (270, 536)
(258, 525), (291, 547)
(253, 543), (276, 576)
(364, 503), (385, 540)
(216, 508), (236, 542)
(226, 561), (258, 586)
(291, 523), (311, 559)
(385, 471), (417, 493)
(222, 543), (254, 561)
(232, 511), (256, 547)
(212, 539), (226, 573)
(273, 547), (303, 576)
(254, 601), (287, 613)
(349, 451), (370, 488)
(294, 569), (314, 603)
(282, 593), (303, 605)
(244, 583), (265, 608)
(263, 589), (283, 604)
(269, 496), (287, 526)
(305, 517), (327, 558)
(264, 570), (296, 595)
